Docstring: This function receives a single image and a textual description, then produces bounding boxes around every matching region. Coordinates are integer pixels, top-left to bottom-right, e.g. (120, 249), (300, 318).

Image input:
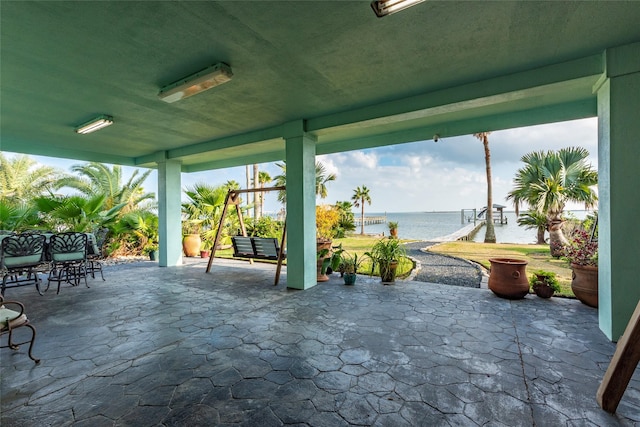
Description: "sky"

(10, 117), (598, 214)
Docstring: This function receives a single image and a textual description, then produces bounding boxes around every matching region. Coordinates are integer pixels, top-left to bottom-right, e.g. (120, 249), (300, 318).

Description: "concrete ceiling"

(1, 1), (639, 172)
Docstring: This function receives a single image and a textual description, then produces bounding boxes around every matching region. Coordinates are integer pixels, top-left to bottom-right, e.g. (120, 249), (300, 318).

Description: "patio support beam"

(283, 120), (317, 290)
(157, 157), (183, 267)
(596, 42), (640, 341)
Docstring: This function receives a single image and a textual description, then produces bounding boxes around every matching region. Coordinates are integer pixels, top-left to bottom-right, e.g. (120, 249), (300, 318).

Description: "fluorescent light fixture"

(74, 115), (113, 134)
(371, 0), (425, 17)
(158, 62), (233, 103)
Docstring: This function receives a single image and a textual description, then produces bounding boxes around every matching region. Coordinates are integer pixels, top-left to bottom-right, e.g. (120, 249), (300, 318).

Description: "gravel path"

(403, 241), (483, 288)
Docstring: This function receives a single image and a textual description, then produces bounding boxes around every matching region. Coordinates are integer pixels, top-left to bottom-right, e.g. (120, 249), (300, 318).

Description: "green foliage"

(529, 270), (561, 292)
(0, 200), (41, 232)
(333, 201), (355, 238)
(0, 153), (65, 203)
(182, 182), (241, 248)
(245, 216), (284, 238)
(55, 162), (155, 214)
(33, 193), (125, 232)
(272, 161), (336, 205)
(365, 237), (407, 275)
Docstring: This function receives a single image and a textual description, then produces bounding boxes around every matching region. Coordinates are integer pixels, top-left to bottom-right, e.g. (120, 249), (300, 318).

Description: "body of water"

(359, 211), (590, 244)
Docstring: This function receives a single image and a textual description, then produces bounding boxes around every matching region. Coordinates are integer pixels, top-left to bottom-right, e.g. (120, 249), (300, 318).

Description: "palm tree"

(274, 162), (287, 205)
(272, 161), (336, 205)
(516, 210), (548, 244)
(506, 147), (598, 256)
(55, 162), (155, 214)
(334, 201), (356, 237)
(33, 193), (125, 232)
(315, 162), (336, 199)
(0, 153), (64, 202)
(473, 132), (496, 243)
(258, 171), (272, 218)
(351, 186), (371, 235)
(253, 164), (259, 219)
(182, 182), (241, 248)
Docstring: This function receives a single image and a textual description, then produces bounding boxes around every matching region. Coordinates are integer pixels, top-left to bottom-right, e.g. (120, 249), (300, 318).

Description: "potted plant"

(200, 237), (212, 258)
(316, 205), (340, 282)
(529, 270), (560, 298)
(340, 251), (368, 285)
(564, 226), (598, 307)
(365, 237), (406, 284)
(144, 243), (159, 261)
(388, 221), (399, 238)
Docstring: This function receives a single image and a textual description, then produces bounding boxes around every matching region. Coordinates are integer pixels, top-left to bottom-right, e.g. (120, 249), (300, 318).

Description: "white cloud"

(5, 117), (598, 214)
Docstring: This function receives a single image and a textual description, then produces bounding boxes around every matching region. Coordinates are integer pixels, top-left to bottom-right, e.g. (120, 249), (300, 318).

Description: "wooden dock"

(353, 216), (387, 226)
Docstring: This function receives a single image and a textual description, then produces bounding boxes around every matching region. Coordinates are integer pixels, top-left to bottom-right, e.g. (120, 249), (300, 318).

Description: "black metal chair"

(47, 232), (89, 294)
(0, 295), (40, 363)
(86, 228), (108, 281)
(1, 233), (47, 296)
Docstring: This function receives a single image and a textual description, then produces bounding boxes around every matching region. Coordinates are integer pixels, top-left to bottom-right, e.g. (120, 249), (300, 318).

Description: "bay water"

(359, 211), (590, 244)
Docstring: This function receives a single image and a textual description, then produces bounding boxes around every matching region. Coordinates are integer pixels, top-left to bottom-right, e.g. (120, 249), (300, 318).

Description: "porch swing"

(205, 186), (286, 285)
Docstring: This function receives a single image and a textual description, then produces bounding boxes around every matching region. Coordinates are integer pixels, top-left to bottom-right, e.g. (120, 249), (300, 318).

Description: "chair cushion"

(51, 251), (85, 262)
(0, 307), (28, 331)
(3, 254), (42, 267)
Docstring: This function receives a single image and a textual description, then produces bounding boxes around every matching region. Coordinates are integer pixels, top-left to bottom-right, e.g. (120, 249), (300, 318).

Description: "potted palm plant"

(388, 221), (398, 238)
(365, 237), (406, 284)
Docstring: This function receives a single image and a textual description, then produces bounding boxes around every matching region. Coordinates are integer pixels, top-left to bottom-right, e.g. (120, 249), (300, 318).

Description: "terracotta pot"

(317, 240), (332, 282)
(182, 234), (202, 257)
(488, 258), (529, 299)
(200, 250), (211, 258)
(390, 229), (398, 238)
(533, 282), (555, 298)
(380, 260), (399, 284)
(571, 263), (598, 308)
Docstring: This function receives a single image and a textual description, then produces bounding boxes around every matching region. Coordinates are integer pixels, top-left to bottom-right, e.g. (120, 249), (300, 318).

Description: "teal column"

(596, 43), (640, 340)
(157, 159), (183, 267)
(284, 121), (317, 290)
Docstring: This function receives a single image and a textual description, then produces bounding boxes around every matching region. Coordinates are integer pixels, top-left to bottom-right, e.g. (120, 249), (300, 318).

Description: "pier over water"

(353, 215), (387, 226)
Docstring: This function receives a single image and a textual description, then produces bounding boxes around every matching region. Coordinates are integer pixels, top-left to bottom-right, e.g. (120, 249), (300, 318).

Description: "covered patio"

(2, 260), (639, 425)
(2, 1), (640, 339)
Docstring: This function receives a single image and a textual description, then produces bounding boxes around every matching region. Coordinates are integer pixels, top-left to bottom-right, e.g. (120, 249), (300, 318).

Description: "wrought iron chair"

(0, 295), (40, 363)
(86, 228), (108, 281)
(47, 232), (89, 294)
(1, 233), (47, 296)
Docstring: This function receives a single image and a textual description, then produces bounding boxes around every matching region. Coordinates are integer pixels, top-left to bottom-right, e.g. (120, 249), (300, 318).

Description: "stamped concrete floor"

(1, 258), (639, 426)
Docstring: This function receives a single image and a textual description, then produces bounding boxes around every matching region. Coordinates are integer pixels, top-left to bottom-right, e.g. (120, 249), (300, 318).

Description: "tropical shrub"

(245, 216), (284, 238)
(316, 205), (340, 241)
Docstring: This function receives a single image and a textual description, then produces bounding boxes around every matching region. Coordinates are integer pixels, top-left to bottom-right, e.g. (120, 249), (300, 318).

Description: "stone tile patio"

(1, 258), (639, 426)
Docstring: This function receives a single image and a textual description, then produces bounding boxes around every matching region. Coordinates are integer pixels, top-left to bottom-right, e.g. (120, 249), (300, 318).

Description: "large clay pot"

(317, 240), (332, 282)
(182, 234), (202, 257)
(571, 263), (598, 308)
(488, 258), (529, 299)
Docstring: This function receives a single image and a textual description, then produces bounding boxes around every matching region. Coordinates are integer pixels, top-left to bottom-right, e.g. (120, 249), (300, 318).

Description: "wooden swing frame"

(205, 186), (286, 285)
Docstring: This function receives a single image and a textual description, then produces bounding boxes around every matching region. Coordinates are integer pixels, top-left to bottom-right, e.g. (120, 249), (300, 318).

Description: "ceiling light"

(371, 0), (425, 17)
(74, 115), (113, 134)
(158, 62), (233, 103)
